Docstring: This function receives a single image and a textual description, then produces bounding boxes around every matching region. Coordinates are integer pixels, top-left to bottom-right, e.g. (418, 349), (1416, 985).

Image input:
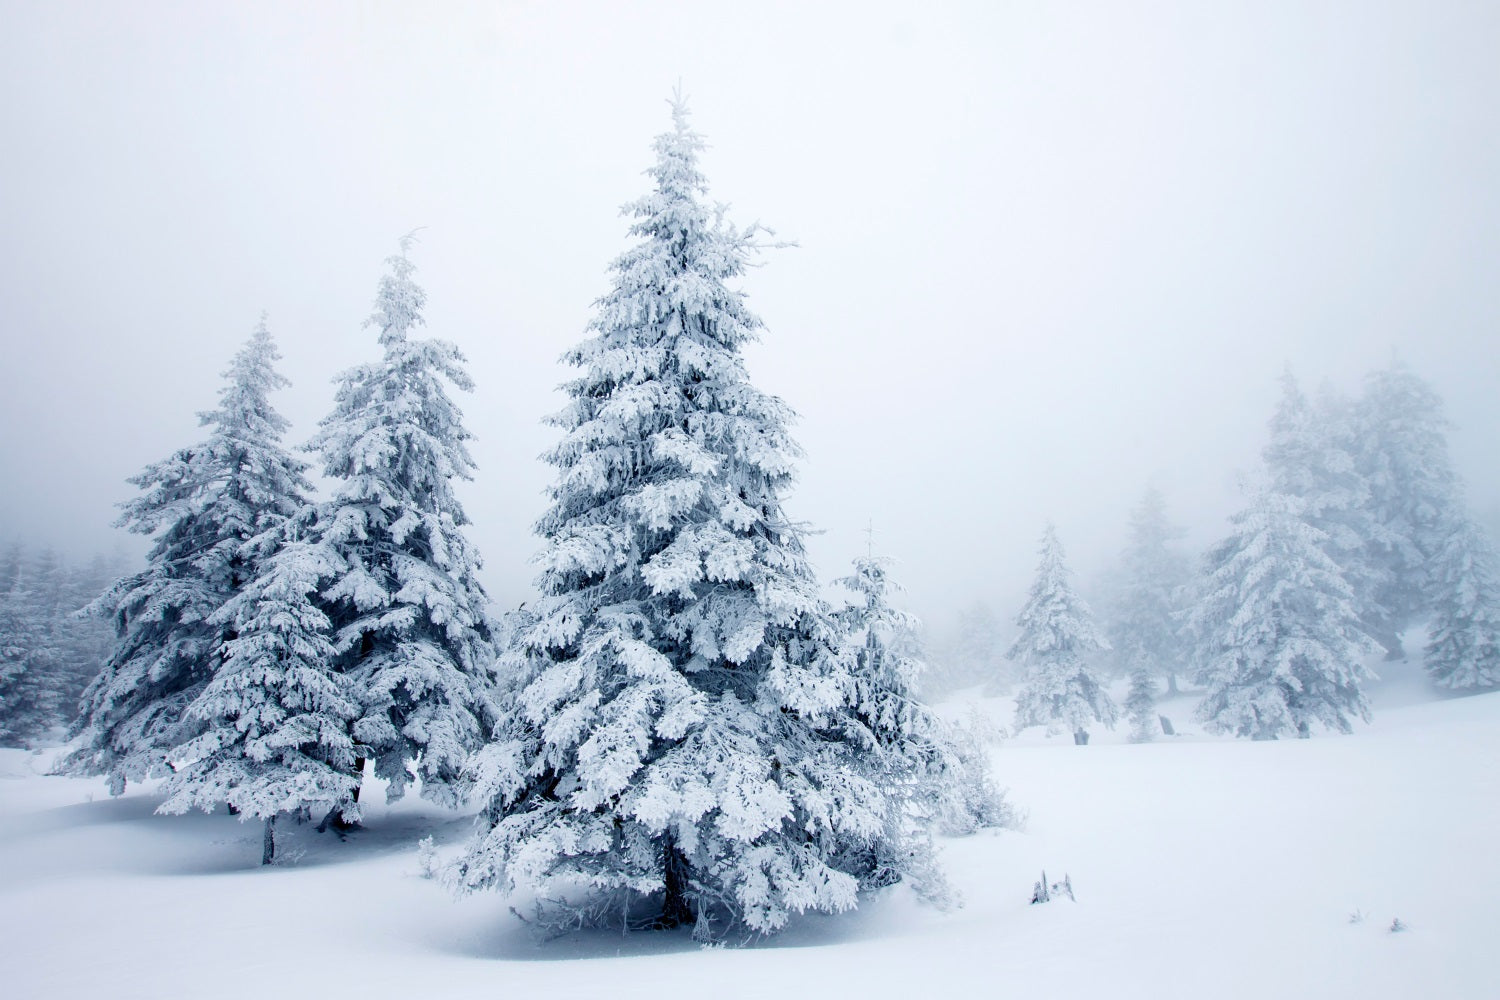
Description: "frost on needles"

(451, 97), (943, 939)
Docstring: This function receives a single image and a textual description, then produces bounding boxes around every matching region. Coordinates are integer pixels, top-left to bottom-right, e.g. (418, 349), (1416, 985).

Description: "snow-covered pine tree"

(1263, 370), (1386, 654)
(1188, 490), (1375, 739)
(1106, 487), (1192, 696)
(833, 551), (1010, 838)
(452, 97), (918, 939)
(158, 524), (361, 861)
(1422, 512), (1500, 689)
(1353, 363), (1462, 657)
(306, 240), (496, 810)
(1010, 524), (1116, 745)
(68, 319), (311, 793)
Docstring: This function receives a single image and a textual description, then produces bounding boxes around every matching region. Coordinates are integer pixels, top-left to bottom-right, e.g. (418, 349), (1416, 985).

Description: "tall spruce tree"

(69, 320), (311, 792)
(452, 97), (922, 939)
(1188, 490), (1375, 739)
(305, 240), (497, 811)
(1010, 524), (1116, 745)
(1423, 512), (1500, 689)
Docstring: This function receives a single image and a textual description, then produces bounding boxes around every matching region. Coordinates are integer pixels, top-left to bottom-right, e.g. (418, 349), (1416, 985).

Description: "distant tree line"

(0, 544), (122, 746)
(928, 362), (1500, 743)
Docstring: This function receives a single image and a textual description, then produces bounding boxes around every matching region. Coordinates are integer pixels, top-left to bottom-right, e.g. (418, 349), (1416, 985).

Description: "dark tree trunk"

(1073, 729), (1090, 746)
(1166, 673), (1180, 696)
(261, 814), (276, 866)
(656, 834), (694, 930)
(352, 757), (366, 803)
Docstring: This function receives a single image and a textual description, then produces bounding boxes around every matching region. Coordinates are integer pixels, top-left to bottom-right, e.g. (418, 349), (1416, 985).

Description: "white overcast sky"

(2, 0), (1497, 628)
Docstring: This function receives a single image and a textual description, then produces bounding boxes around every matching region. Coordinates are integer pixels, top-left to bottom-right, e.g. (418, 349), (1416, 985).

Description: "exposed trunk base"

(654, 836), (694, 930)
(1073, 729), (1090, 746)
(316, 807), (360, 838)
(1166, 674), (1180, 696)
(261, 814), (276, 866)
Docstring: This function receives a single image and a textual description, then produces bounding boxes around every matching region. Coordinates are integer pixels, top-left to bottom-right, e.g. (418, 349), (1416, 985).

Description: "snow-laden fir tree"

(1010, 524), (1116, 745)
(305, 240), (496, 811)
(1188, 490), (1375, 739)
(68, 320), (312, 792)
(1422, 512), (1500, 689)
(158, 523), (361, 862)
(1353, 362), (1462, 657)
(1263, 370), (1386, 653)
(833, 550), (1011, 838)
(452, 97), (926, 939)
(1106, 487), (1191, 697)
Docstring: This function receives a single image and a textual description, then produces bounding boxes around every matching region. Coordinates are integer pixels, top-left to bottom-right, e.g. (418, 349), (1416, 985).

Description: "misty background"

(2, 0), (1496, 633)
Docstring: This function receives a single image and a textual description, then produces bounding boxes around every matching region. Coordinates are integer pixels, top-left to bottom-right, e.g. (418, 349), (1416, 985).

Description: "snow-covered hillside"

(3, 670), (1495, 999)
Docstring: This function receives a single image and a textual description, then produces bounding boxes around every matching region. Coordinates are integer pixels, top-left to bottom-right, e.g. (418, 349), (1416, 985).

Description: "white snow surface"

(2, 669), (1495, 999)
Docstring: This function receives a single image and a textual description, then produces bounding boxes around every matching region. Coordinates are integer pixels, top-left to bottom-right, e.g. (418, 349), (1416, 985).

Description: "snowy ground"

(3, 665), (1496, 999)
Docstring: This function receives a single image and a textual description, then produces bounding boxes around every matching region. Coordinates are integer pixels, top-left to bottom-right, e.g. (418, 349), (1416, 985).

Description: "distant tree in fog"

(1352, 363), (1463, 658)
(1423, 512), (1500, 689)
(1263, 371), (1386, 654)
(0, 544), (128, 746)
(1104, 487), (1192, 696)
(1010, 524), (1116, 745)
(1188, 490), (1374, 740)
(925, 601), (1009, 697)
(834, 551), (1012, 837)
(0, 550), (62, 746)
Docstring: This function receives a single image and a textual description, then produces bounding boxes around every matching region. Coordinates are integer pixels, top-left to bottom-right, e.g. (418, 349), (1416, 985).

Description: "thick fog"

(2, 0), (1497, 628)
